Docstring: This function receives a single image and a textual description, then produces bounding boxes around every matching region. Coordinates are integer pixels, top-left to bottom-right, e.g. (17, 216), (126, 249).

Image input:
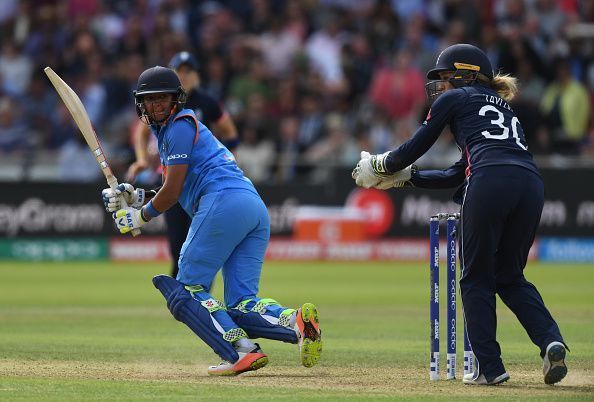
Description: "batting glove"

(113, 207), (149, 234)
(352, 151), (392, 188)
(101, 183), (145, 212)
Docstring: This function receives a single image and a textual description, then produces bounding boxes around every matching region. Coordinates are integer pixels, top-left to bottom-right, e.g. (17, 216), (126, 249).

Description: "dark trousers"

(164, 202), (192, 278)
(459, 166), (564, 381)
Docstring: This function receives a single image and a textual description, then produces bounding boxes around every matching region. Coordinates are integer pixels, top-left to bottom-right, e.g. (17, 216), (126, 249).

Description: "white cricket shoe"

(543, 341), (567, 385)
(463, 371), (509, 385)
(207, 344), (268, 376)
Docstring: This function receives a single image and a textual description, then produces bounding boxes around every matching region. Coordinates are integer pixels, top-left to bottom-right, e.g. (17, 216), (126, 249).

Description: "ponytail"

(489, 73), (519, 102)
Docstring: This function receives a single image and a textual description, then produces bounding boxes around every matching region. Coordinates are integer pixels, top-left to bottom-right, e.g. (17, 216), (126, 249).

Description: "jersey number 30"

(478, 105), (527, 150)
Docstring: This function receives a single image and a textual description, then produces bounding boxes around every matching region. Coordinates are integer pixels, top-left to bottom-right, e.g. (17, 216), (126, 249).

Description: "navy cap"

(168, 51), (200, 72)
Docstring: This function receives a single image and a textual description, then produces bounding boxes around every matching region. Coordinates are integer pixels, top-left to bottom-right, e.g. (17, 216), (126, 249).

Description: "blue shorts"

(176, 189), (269, 308)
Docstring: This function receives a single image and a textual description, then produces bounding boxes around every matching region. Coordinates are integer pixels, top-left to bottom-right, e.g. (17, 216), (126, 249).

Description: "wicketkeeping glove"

(113, 207), (149, 234)
(373, 165), (415, 190)
(352, 151), (392, 188)
(101, 183), (146, 212)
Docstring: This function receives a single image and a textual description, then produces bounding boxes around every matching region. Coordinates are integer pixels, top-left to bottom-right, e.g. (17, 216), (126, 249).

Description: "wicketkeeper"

(353, 44), (568, 386)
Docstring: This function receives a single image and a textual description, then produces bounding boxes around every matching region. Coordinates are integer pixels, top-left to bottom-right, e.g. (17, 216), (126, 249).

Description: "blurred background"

(0, 0), (593, 263)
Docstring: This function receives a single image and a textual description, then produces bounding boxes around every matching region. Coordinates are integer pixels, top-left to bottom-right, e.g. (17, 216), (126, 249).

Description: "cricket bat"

(44, 66), (140, 236)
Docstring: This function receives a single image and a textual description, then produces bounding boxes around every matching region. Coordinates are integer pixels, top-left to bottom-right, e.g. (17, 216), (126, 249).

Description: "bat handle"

(109, 177), (141, 237)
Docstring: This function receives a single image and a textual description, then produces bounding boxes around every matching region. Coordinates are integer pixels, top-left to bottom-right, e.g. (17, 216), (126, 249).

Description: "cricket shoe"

(207, 344), (268, 376)
(295, 302), (322, 368)
(543, 341), (567, 385)
(463, 371), (510, 385)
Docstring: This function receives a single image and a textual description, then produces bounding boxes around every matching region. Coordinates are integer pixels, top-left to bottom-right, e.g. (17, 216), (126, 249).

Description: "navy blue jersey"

(185, 88), (224, 128)
(386, 85), (539, 180)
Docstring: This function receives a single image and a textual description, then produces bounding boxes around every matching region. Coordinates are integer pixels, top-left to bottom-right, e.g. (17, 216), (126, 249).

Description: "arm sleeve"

(164, 118), (196, 165)
(384, 89), (464, 173)
(409, 157), (467, 189)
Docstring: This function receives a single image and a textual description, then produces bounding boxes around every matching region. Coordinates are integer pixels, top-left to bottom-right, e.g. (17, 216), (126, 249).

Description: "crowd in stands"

(0, 0), (592, 183)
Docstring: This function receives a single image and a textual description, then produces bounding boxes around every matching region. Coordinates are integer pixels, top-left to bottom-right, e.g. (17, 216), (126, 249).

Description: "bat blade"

(44, 66), (140, 236)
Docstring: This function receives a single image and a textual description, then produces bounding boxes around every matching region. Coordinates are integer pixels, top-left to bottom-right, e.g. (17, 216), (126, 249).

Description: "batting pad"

(152, 275), (239, 363)
(228, 308), (298, 344)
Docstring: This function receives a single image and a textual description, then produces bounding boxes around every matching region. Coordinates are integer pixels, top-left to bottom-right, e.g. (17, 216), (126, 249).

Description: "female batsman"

(353, 44), (568, 385)
(126, 51), (240, 279)
(102, 66), (322, 375)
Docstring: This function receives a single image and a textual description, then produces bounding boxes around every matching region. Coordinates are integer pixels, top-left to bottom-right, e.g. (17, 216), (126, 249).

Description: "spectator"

(305, 12), (347, 93)
(23, 70), (58, 147)
(235, 124), (276, 183)
(0, 42), (32, 96)
(0, 0), (589, 181)
(275, 115), (300, 182)
(342, 33), (375, 102)
(284, 0), (310, 42)
(305, 113), (359, 181)
(202, 53), (229, 100)
(247, 16), (302, 78)
(0, 96), (30, 153)
(513, 60), (547, 153)
(57, 130), (104, 183)
(296, 92), (325, 152)
(368, 48), (426, 123)
(540, 58), (591, 154)
(228, 54), (271, 119)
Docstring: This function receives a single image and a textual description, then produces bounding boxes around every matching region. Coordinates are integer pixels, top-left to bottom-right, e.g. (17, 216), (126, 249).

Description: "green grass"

(0, 261), (593, 401)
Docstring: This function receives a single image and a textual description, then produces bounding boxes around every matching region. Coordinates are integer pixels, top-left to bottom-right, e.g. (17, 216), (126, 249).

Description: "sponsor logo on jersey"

(167, 153), (188, 160)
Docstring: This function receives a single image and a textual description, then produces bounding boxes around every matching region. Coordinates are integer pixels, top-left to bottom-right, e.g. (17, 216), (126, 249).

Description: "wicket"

(429, 213), (474, 380)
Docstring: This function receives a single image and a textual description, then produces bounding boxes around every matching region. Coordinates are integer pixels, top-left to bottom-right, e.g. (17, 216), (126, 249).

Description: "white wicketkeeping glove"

(352, 151), (392, 188)
(373, 165), (414, 190)
(113, 207), (149, 234)
(101, 183), (145, 212)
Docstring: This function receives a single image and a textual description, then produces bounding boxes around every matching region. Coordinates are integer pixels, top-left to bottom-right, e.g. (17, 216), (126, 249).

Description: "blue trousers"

(459, 166), (564, 381)
(176, 189), (269, 308)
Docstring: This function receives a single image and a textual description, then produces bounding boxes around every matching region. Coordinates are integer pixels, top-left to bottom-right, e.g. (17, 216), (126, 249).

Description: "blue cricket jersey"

(386, 85), (540, 188)
(152, 108), (256, 216)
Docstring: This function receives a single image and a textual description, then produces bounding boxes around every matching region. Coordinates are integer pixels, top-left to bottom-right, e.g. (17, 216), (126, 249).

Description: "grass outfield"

(0, 261), (593, 401)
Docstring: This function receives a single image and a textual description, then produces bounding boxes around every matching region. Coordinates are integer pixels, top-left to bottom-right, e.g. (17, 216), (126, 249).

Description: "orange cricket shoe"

(207, 344), (268, 376)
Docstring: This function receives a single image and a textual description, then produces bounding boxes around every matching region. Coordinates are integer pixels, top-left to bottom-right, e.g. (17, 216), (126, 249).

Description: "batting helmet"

(133, 66), (186, 122)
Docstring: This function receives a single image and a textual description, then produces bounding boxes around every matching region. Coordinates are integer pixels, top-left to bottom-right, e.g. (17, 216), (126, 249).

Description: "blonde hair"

(488, 73), (519, 102)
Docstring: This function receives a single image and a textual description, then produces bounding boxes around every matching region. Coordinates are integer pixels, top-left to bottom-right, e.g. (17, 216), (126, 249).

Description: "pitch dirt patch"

(1, 359), (593, 399)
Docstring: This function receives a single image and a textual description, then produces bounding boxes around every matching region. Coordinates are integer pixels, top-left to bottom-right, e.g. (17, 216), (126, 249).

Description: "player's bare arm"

(148, 164), (188, 216)
(126, 123), (151, 181)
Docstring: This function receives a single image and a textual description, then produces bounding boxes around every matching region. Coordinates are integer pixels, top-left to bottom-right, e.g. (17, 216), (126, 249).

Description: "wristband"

(143, 200), (162, 219)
